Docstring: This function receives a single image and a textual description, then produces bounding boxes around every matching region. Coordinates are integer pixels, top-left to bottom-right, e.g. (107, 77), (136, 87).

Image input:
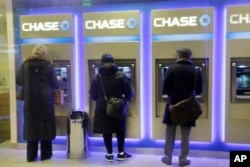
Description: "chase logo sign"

(20, 14), (73, 38)
(60, 20), (71, 31)
(85, 17), (138, 30)
(229, 13), (250, 25)
(226, 6), (250, 32)
(126, 18), (138, 30)
(154, 14), (211, 28)
(83, 11), (140, 36)
(199, 14), (212, 26)
(152, 8), (214, 34)
(22, 20), (71, 32)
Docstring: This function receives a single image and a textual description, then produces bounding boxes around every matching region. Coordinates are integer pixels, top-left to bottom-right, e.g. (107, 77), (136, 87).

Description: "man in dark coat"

(89, 54), (133, 162)
(161, 48), (203, 166)
(16, 45), (59, 162)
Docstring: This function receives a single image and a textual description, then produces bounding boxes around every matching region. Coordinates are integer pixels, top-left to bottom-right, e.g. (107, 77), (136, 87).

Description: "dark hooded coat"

(16, 55), (59, 141)
(89, 63), (133, 134)
(162, 59), (203, 127)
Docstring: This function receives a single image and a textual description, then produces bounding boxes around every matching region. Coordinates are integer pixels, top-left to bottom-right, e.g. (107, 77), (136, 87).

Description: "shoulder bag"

(169, 68), (202, 125)
(99, 74), (128, 120)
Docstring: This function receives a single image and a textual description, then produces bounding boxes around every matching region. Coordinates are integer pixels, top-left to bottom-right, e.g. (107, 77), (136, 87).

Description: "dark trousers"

(27, 140), (52, 161)
(103, 132), (125, 154)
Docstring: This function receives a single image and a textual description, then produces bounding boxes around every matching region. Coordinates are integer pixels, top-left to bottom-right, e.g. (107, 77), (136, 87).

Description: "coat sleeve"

(16, 63), (25, 86)
(89, 76), (98, 101)
(195, 69), (203, 95)
(163, 68), (172, 95)
(49, 64), (59, 89)
(122, 74), (133, 100)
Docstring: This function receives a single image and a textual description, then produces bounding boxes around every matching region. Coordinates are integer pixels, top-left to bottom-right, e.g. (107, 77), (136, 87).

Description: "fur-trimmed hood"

(25, 54), (52, 64)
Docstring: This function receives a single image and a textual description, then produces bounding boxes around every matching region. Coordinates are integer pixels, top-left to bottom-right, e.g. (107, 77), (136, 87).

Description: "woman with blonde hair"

(16, 44), (59, 162)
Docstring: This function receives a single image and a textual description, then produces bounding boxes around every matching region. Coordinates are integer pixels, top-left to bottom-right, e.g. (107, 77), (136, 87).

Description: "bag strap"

(193, 68), (198, 94)
(98, 74), (107, 101)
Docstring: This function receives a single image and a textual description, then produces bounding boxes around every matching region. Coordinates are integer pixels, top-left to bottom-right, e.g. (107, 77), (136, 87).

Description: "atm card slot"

(162, 95), (168, 98)
(236, 95), (250, 99)
(162, 95), (201, 98)
(196, 95), (201, 99)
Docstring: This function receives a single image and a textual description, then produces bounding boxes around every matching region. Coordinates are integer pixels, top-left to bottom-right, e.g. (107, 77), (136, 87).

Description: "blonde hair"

(32, 44), (48, 56)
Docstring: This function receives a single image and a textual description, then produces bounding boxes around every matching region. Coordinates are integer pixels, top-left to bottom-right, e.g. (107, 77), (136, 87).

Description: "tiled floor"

(0, 141), (230, 167)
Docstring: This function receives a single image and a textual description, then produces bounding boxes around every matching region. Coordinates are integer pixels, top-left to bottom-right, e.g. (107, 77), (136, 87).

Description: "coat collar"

(176, 58), (193, 65)
(98, 62), (118, 75)
(25, 54), (52, 63)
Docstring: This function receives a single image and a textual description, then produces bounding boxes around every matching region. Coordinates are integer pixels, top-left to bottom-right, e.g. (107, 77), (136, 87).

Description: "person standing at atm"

(161, 48), (203, 166)
(16, 45), (59, 162)
(89, 54), (133, 162)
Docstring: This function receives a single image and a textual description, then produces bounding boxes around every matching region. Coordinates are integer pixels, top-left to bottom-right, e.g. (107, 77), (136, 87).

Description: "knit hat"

(101, 54), (114, 63)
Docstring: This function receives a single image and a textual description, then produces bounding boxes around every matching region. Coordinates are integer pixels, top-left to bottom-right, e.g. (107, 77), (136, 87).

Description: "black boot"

(27, 141), (38, 162)
(41, 140), (53, 161)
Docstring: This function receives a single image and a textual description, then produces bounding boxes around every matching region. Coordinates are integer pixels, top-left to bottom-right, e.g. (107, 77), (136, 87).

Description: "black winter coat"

(89, 63), (133, 134)
(16, 55), (59, 141)
(162, 59), (203, 127)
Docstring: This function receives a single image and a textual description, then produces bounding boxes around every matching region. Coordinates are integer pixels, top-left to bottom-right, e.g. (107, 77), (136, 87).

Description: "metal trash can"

(67, 110), (89, 158)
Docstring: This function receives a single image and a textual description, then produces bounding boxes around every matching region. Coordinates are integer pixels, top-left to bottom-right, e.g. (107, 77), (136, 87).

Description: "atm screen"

(161, 66), (169, 98)
(236, 66), (250, 89)
(55, 67), (68, 82)
(157, 59), (207, 102)
(55, 67), (68, 94)
(161, 66), (201, 98)
(89, 59), (135, 101)
(162, 67), (168, 79)
(161, 66), (201, 81)
(95, 66), (132, 79)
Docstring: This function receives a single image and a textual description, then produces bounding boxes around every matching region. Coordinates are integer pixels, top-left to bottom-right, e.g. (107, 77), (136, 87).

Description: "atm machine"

(87, 59), (136, 137)
(53, 60), (72, 136)
(231, 58), (250, 102)
(156, 58), (208, 105)
(225, 57), (250, 143)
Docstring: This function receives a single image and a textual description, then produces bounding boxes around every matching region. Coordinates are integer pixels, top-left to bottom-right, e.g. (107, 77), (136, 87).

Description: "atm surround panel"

(54, 60), (71, 102)
(231, 58), (250, 102)
(53, 60), (72, 136)
(156, 58), (209, 103)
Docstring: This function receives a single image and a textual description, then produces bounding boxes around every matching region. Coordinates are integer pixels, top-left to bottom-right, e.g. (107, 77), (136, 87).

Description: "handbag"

(54, 89), (64, 105)
(99, 74), (128, 120)
(169, 69), (202, 125)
